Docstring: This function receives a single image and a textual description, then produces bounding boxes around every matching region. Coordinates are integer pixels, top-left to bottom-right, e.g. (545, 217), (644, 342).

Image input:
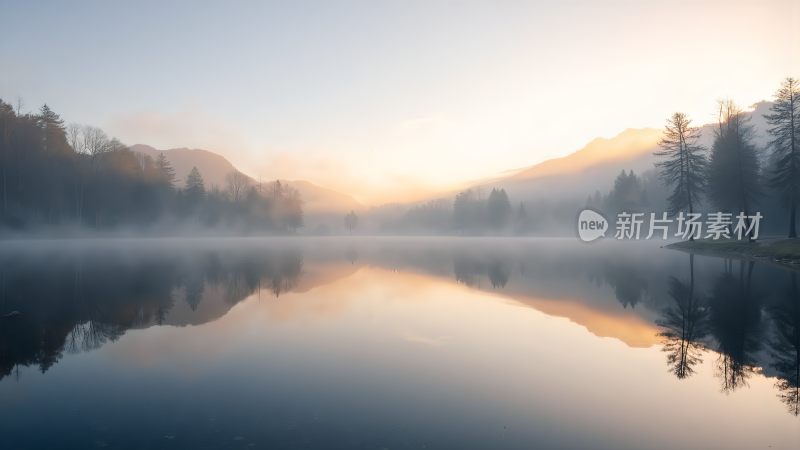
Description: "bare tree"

(66, 123), (83, 153)
(225, 171), (251, 202)
(81, 125), (110, 159)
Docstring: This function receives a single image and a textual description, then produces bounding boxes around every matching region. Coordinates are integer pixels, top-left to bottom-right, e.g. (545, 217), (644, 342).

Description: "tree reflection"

(709, 260), (763, 393)
(768, 272), (800, 416)
(657, 254), (708, 379)
(603, 263), (648, 308)
(453, 253), (511, 289)
(0, 246), (303, 381)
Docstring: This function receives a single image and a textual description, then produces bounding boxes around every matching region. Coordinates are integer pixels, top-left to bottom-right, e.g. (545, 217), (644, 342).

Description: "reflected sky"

(0, 238), (798, 449)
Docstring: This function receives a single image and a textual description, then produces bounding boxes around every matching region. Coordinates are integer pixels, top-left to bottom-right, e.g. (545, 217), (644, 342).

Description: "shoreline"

(665, 238), (800, 269)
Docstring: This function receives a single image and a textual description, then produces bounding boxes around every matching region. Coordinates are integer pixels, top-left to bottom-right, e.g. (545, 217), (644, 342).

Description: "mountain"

(284, 179), (364, 215)
(131, 144), (237, 189)
(471, 101), (774, 202)
(510, 127), (663, 182)
(487, 127), (663, 200)
(403, 127), (665, 207)
(130, 144), (362, 215)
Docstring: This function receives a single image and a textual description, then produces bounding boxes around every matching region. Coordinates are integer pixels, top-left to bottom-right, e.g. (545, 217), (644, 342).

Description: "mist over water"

(1, 237), (797, 449)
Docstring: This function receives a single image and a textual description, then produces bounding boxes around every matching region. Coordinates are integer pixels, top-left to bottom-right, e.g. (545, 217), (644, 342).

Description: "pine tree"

(765, 77), (800, 238)
(155, 153), (176, 187)
(707, 100), (761, 236)
(37, 104), (69, 155)
(185, 166), (205, 205)
(487, 188), (512, 230)
(655, 112), (707, 217)
(606, 170), (645, 213)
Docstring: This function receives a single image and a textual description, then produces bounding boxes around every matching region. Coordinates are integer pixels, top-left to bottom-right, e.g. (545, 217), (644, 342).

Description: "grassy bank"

(667, 238), (800, 266)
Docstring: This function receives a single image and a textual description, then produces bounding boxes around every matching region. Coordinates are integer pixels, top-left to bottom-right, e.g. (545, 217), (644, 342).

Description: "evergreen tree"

(707, 100), (761, 236)
(487, 188), (512, 230)
(452, 188), (485, 232)
(185, 166), (205, 208)
(37, 104), (69, 155)
(606, 170), (645, 213)
(155, 153), (176, 187)
(655, 112), (707, 217)
(765, 77), (800, 238)
(0, 98), (304, 232)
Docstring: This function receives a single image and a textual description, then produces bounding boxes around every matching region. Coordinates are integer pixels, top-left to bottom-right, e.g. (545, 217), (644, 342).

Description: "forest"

(0, 100), (303, 233)
(379, 78), (799, 237)
(1, 77), (797, 237)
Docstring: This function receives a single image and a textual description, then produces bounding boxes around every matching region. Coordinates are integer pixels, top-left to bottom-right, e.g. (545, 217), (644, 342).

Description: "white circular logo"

(577, 209), (608, 242)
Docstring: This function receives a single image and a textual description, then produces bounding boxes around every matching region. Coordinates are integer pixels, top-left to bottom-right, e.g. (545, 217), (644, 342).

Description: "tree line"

(0, 99), (303, 232)
(371, 187), (535, 234)
(654, 77), (799, 239)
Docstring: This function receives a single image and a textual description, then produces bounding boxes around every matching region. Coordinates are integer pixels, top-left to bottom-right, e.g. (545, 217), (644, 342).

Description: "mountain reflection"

(0, 244), (303, 380)
(1, 238), (799, 417)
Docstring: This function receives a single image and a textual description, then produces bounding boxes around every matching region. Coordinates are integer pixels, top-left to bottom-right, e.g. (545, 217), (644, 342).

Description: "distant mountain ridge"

(466, 101), (773, 202)
(130, 144), (363, 215)
(132, 101), (773, 214)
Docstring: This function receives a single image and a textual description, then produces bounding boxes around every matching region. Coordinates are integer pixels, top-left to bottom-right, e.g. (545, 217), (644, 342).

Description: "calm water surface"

(0, 237), (798, 449)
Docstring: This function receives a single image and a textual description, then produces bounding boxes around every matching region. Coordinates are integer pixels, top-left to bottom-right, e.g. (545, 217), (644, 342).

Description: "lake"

(0, 237), (798, 449)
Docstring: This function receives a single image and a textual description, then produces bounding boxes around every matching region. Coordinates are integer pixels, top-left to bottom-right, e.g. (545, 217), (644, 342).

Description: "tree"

(765, 78), (800, 238)
(81, 125), (110, 159)
(37, 104), (68, 155)
(225, 170), (251, 202)
(487, 188), (512, 230)
(0, 100), (14, 218)
(66, 123), (83, 153)
(344, 210), (358, 233)
(453, 188), (485, 232)
(655, 112), (707, 219)
(605, 170), (645, 214)
(0, 96), (304, 232)
(154, 153), (176, 187)
(707, 100), (761, 238)
(185, 166), (205, 208)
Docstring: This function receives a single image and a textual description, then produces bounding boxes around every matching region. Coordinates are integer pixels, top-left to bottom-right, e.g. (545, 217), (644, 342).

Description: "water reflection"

(709, 260), (763, 393)
(0, 244), (303, 380)
(656, 254), (708, 379)
(1, 237), (799, 427)
(769, 272), (800, 415)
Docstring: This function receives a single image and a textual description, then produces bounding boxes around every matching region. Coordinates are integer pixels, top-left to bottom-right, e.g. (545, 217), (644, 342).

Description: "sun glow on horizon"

(1, 0), (798, 204)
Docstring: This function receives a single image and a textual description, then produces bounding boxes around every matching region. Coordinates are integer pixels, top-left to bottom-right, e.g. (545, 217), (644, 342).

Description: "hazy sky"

(1, 0), (798, 203)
